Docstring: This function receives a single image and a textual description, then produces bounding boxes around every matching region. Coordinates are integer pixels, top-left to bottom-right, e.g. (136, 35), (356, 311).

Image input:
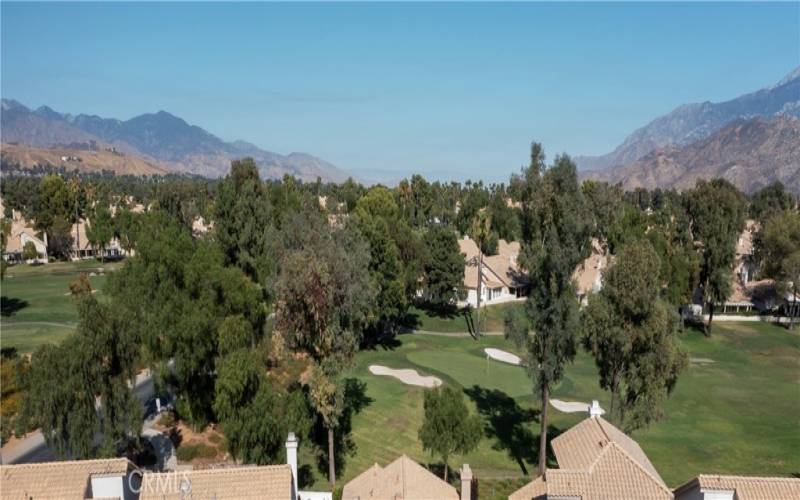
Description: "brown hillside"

(1, 143), (167, 176)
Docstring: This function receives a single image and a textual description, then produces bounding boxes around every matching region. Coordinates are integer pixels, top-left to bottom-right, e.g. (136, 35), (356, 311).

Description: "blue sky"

(2, 2), (798, 183)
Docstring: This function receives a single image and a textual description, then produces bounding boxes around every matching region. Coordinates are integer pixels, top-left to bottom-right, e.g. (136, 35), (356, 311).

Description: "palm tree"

(470, 211), (491, 336)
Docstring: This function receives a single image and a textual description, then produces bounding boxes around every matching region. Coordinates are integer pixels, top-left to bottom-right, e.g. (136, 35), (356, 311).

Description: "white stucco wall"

(90, 475), (129, 499)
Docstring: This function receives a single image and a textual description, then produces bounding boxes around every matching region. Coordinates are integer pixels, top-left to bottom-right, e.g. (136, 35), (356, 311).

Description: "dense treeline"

(2, 149), (798, 485)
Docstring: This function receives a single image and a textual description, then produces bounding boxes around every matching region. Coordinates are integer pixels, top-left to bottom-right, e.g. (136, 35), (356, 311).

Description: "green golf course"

(322, 320), (800, 496)
(1, 259), (121, 353)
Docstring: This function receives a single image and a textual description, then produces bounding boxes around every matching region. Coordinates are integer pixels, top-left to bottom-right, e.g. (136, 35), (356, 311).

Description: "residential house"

(341, 454), (471, 500)
(458, 236), (528, 308)
(191, 216), (214, 238)
(0, 433), (331, 500)
(139, 465), (293, 500)
(509, 405), (800, 500)
(709, 220), (800, 317)
(0, 457), (139, 499)
(735, 220), (758, 285)
(1, 200), (48, 264)
(509, 404), (673, 500)
(674, 474), (800, 500)
(573, 238), (609, 306)
(71, 218), (128, 260)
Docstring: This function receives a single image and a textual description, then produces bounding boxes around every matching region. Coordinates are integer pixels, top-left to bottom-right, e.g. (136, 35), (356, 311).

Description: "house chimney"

(589, 400), (603, 418)
(286, 432), (298, 498)
(460, 464), (473, 500)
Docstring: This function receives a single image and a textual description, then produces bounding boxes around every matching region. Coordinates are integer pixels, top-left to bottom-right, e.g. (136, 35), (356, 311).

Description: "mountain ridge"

(1, 99), (352, 182)
(582, 115), (800, 194)
(576, 67), (800, 171)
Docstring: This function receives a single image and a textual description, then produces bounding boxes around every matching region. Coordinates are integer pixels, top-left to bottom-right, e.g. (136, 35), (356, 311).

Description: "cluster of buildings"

(1, 199), (144, 264)
(2, 407), (797, 499)
(458, 219), (797, 321)
(458, 235), (607, 309)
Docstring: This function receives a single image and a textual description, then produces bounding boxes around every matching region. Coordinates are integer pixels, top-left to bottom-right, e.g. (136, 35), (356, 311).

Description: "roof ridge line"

(594, 416), (611, 444)
(602, 442), (673, 497)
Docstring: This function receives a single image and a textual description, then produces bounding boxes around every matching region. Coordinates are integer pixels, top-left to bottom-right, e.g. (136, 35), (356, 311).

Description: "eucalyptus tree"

(274, 212), (375, 486)
(582, 240), (688, 430)
(505, 144), (590, 475)
(686, 179), (746, 334)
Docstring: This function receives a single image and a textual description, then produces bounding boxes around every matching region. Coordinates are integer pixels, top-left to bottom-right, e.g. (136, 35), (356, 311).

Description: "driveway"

(1, 369), (160, 465)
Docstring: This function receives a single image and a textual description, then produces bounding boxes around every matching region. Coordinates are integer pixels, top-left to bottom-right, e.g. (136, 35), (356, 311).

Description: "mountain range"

(584, 115), (800, 194)
(0, 99), (352, 182)
(578, 67), (800, 193)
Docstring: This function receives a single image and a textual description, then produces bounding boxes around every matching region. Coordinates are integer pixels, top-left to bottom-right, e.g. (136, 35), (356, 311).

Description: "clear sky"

(2, 2), (798, 183)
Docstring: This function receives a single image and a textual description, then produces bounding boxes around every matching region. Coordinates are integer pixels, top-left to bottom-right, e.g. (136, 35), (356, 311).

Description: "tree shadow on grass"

(1, 296), (28, 317)
(464, 385), (539, 475)
(312, 378), (373, 484)
(464, 385), (566, 475)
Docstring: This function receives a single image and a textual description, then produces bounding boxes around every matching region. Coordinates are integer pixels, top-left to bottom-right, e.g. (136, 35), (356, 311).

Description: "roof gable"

(341, 455), (459, 500)
(551, 416), (664, 485)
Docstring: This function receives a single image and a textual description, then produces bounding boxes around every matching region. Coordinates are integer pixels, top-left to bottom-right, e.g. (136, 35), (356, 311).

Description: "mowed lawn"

(329, 320), (799, 492)
(404, 302), (524, 333)
(1, 260), (121, 353)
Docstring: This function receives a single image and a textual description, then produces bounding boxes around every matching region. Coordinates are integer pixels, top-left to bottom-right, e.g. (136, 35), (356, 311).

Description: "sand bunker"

(368, 365), (442, 388)
(550, 399), (605, 414)
(484, 348), (522, 366)
(691, 357), (715, 364)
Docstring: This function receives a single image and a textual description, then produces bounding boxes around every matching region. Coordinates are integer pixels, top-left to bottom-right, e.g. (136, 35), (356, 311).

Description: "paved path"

(1, 369), (158, 465)
(409, 329), (505, 337)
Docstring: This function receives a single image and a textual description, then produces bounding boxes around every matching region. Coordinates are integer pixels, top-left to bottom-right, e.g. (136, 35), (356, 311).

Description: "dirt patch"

(155, 419), (228, 466)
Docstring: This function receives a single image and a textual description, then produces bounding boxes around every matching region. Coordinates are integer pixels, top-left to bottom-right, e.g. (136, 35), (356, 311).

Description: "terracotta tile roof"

(0, 458), (133, 499)
(460, 237), (527, 290)
(497, 239), (520, 258)
(551, 416), (664, 484)
(139, 464), (292, 500)
(736, 220), (758, 256)
(3, 209), (45, 255)
(341, 454), (459, 500)
(674, 474), (800, 500)
(509, 442), (672, 500)
(459, 237), (480, 262)
(547, 443), (672, 499)
(508, 476), (546, 500)
(572, 239), (608, 296)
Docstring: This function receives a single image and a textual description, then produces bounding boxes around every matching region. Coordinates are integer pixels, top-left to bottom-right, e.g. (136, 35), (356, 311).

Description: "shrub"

(176, 442), (217, 461)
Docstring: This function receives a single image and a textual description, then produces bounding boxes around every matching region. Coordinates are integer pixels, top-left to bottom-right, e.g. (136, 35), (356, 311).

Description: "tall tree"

(86, 205), (114, 261)
(582, 180), (624, 249)
(1, 217), (10, 278)
(582, 240), (688, 430)
(749, 181), (795, 224)
(108, 212), (264, 425)
(274, 218), (374, 486)
(423, 226), (466, 306)
(214, 347), (311, 465)
(355, 187), (406, 332)
(215, 158), (274, 289)
(469, 210), (492, 336)
(505, 146), (590, 475)
(686, 179), (746, 334)
(756, 210), (800, 328)
(418, 386), (482, 481)
(23, 285), (141, 458)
